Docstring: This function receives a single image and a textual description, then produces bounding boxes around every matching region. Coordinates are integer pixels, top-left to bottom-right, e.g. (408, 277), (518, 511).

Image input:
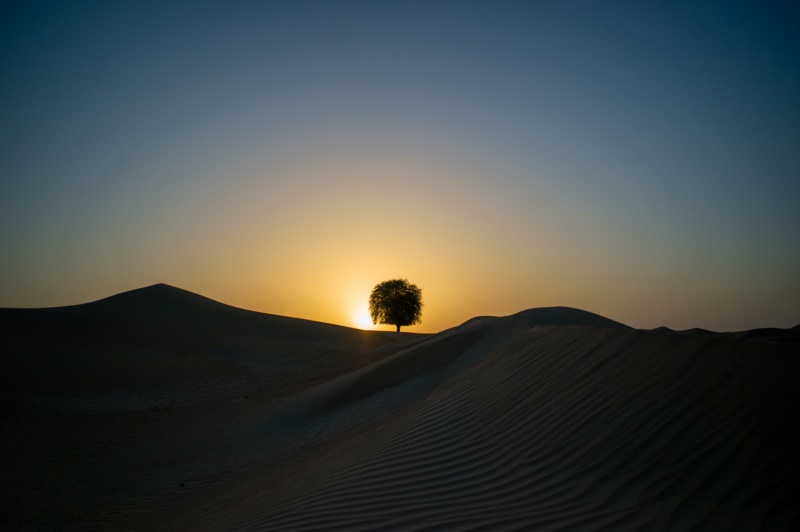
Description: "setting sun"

(354, 306), (374, 329)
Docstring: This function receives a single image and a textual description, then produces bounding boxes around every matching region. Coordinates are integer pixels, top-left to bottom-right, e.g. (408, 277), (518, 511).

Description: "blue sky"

(1, 1), (798, 331)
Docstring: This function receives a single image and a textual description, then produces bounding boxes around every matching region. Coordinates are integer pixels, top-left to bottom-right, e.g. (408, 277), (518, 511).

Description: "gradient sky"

(2, 0), (799, 332)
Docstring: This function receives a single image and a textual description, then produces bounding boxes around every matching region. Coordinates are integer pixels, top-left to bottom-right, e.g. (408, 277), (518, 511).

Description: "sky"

(1, 0), (799, 332)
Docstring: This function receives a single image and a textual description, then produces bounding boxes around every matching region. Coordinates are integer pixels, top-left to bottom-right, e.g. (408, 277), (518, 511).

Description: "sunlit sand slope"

(2, 287), (798, 530)
(173, 320), (799, 531)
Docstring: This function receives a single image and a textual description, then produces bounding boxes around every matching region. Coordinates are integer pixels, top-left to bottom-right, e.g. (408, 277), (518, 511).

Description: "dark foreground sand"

(2, 284), (799, 530)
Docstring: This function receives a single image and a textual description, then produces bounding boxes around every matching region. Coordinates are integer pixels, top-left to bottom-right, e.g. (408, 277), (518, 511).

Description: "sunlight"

(354, 306), (374, 329)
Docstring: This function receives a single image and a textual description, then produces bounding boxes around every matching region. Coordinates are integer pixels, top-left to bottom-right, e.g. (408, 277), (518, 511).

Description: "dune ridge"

(2, 285), (798, 530)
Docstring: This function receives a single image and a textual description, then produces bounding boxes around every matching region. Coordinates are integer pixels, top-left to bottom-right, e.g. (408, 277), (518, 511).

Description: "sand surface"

(2, 284), (799, 530)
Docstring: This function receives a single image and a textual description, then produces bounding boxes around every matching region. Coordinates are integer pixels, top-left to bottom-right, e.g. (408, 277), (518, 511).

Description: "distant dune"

(2, 285), (798, 530)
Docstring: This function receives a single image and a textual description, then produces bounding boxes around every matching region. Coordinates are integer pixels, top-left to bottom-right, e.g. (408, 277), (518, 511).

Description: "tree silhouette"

(369, 278), (423, 332)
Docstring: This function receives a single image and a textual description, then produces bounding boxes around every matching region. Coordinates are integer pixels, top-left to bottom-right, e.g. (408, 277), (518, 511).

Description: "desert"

(4, 2), (799, 529)
(2, 284), (798, 530)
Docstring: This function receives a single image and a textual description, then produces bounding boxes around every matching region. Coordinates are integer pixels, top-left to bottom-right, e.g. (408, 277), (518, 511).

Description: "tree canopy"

(368, 278), (423, 332)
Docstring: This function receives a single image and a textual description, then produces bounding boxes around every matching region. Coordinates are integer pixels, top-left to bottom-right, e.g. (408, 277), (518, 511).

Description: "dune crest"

(2, 286), (798, 530)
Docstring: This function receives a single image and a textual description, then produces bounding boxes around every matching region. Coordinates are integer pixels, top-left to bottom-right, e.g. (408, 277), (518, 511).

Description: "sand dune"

(2, 285), (799, 530)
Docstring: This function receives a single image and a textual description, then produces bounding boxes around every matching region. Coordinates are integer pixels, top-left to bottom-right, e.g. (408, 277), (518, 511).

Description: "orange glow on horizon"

(2, 140), (797, 334)
(353, 305), (374, 329)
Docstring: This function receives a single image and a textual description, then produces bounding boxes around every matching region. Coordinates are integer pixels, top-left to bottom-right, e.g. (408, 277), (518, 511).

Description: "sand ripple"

(3, 290), (798, 530)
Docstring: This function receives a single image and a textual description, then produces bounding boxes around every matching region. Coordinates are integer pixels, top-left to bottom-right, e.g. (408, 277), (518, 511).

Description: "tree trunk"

(396, 324), (401, 332)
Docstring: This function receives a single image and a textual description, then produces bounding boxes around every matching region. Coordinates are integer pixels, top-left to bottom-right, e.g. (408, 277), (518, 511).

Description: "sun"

(354, 306), (374, 329)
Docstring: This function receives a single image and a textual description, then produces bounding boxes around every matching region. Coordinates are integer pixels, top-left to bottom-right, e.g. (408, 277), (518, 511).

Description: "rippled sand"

(3, 285), (798, 530)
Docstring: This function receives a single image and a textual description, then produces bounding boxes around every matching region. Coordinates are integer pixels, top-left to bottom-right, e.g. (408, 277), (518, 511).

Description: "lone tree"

(369, 278), (423, 332)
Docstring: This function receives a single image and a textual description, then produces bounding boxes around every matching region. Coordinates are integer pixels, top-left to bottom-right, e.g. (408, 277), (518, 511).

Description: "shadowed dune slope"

(1, 283), (420, 350)
(2, 287), (799, 530)
(1, 284), (424, 398)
